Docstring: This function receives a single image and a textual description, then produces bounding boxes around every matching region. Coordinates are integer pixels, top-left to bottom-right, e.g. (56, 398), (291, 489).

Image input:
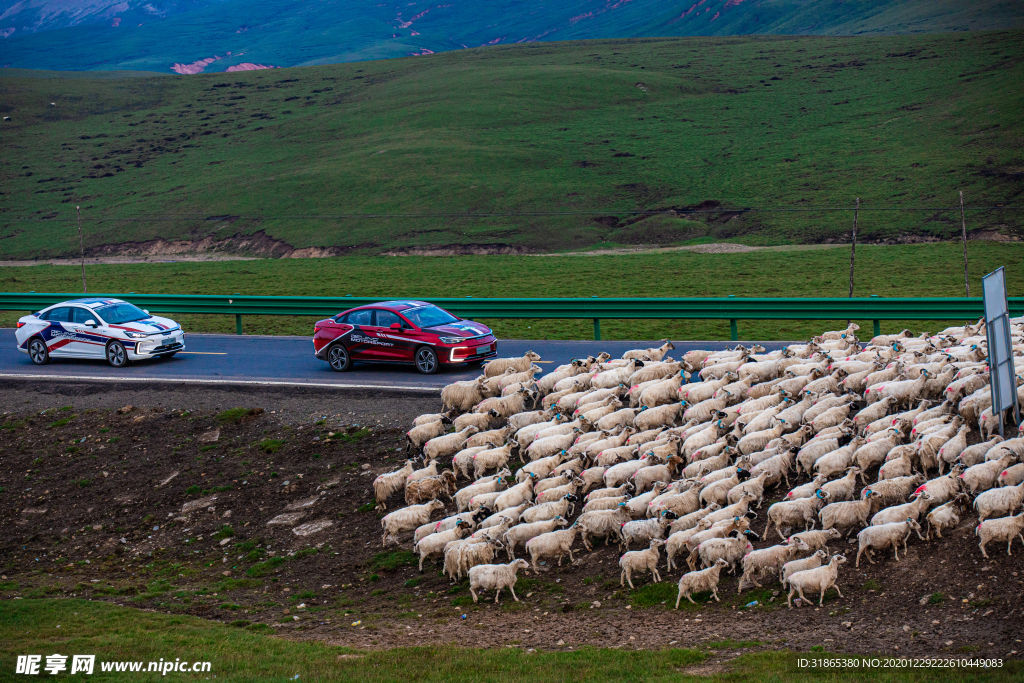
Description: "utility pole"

(848, 198), (859, 298)
(76, 205), (87, 294)
(960, 190), (970, 296)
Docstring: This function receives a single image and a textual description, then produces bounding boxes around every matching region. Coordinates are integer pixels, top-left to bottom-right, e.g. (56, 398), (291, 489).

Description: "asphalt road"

(0, 329), (789, 391)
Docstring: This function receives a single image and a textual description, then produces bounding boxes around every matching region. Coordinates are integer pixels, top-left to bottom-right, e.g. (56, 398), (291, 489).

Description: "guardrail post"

(235, 315), (243, 335)
(728, 295), (737, 341)
(871, 295), (880, 338)
(593, 319), (601, 341)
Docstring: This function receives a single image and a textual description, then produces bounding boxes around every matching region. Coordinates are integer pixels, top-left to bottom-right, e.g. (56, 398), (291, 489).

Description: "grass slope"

(1, 31), (1022, 260)
(2, 242), (1020, 340)
(1, 0), (1022, 73)
(1, 600), (1018, 681)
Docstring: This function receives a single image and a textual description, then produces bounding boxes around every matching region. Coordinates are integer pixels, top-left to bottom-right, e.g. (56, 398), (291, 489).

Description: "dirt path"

(1, 399), (1020, 660)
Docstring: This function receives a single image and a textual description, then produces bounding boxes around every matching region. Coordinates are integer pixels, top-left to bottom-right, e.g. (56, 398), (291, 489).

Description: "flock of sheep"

(373, 322), (1024, 610)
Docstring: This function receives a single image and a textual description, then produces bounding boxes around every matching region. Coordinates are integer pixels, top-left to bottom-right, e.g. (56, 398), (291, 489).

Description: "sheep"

(484, 351), (542, 378)
(604, 455), (660, 488)
(738, 538), (809, 591)
(913, 467), (964, 506)
(476, 387), (536, 418)
(787, 528), (842, 554)
(675, 558), (730, 606)
(381, 500), (446, 547)
(442, 535), (490, 580)
(619, 512), (677, 551)
(405, 470), (458, 505)
(493, 476), (538, 511)
(406, 418), (450, 454)
(925, 494), (970, 540)
(503, 516), (569, 558)
(796, 437), (841, 477)
(477, 503), (527, 531)
(976, 511), (1024, 558)
(959, 436), (1004, 467)
(633, 403), (683, 431)
(413, 410), (455, 426)
(469, 559), (531, 603)
(582, 494), (631, 514)
(701, 494), (759, 526)
(472, 443), (515, 479)
(452, 445), (495, 480)
(665, 520), (714, 571)
(526, 522), (586, 572)
(454, 470), (511, 512)
(781, 548), (829, 584)
(786, 554), (846, 608)
(998, 463), (1024, 488)
(727, 470), (771, 508)
(624, 340), (675, 361)
(442, 378), (486, 412)
(691, 532), (754, 574)
(469, 425), (515, 449)
(620, 539), (665, 589)
(738, 420), (787, 455)
(624, 481), (670, 518)
(700, 468), (753, 508)
(373, 460), (416, 510)
(870, 491), (934, 526)
(407, 459), (439, 488)
(517, 451), (567, 483)
(650, 484), (703, 519)
(453, 535), (506, 579)
(749, 449), (797, 490)
(784, 474), (829, 501)
(870, 473), (927, 507)
(499, 365), (543, 392)
(766, 490), (830, 540)
(820, 467), (861, 502)
(413, 519), (471, 571)
(521, 494), (579, 524)
(535, 476), (584, 504)
(631, 456), (684, 494)
(974, 481), (1024, 522)
(855, 519), (922, 567)
(853, 396), (897, 430)
(415, 507), (490, 545)
(453, 410), (501, 433)
(682, 373), (735, 404)
(534, 472), (574, 497)
(867, 372), (930, 407)
(577, 504), (632, 551)
(819, 490), (884, 537)
(961, 453), (1018, 494)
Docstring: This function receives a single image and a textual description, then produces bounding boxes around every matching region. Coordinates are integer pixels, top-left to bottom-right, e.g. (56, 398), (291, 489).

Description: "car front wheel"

(29, 338), (50, 365)
(328, 344), (351, 372)
(415, 346), (439, 374)
(106, 341), (130, 367)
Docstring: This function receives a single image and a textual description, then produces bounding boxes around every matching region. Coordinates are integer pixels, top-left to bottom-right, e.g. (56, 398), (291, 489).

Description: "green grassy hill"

(1, 30), (1022, 259)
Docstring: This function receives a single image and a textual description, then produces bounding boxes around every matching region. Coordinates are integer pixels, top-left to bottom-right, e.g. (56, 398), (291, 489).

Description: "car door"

(39, 307), (75, 356)
(342, 308), (377, 360)
(65, 307), (105, 358)
(370, 309), (416, 362)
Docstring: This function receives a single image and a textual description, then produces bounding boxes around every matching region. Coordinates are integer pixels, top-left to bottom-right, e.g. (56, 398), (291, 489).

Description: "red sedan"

(313, 300), (498, 374)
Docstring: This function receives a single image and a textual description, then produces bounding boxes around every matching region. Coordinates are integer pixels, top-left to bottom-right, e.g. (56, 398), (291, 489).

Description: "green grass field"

(1, 599), (1019, 682)
(2, 242), (1020, 340)
(2, 30), (1022, 259)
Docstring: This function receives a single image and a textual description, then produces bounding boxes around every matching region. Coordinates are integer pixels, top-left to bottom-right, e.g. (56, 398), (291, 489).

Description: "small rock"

(592, 600), (601, 608)
(219, 538), (231, 546)
(902, 625), (911, 632)
(842, 622), (852, 629)
(92, 525), (103, 531)
(945, 641), (953, 646)
(222, 571), (231, 577)
(198, 429), (220, 443)
(117, 405), (134, 414)
(361, 464), (371, 470)
(918, 595), (930, 605)
(556, 640), (565, 646)
(283, 609), (290, 615)
(222, 510), (232, 518)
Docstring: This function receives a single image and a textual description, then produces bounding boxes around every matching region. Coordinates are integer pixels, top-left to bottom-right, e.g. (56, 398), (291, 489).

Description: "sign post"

(982, 267), (1020, 436)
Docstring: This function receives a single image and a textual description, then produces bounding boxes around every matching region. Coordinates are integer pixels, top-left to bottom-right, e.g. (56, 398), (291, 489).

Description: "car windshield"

(402, 305), (458, 329)
(95, 302), (149, 324)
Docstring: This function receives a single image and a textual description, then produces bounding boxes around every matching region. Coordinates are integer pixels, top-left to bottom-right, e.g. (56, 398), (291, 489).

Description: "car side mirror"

(84, 319), (98, 328)
(142, 309), (150, 315)
(390, 323), (402, 331)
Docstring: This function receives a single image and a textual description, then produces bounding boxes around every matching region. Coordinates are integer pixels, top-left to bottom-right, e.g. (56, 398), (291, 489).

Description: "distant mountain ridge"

(1, 0), (1022, 72)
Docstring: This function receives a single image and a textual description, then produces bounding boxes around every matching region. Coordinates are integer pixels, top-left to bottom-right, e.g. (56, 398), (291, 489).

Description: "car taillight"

(16, 322), (25, 328)
(314, 326), (321, 333)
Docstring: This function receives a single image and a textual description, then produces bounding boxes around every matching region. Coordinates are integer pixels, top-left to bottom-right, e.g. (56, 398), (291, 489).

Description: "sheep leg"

(819, 589), (826, 606)
(567, 548), (575, 563)
(893, 543), (900, 562)
(627, 572), (636, 590)
(855, 545), (865, 568)
(832, 584), (844, 599)
(710, 586), (720, 602)
(652, 567), (661, 583)
(666, 553), (675, 573)
(786, 588), (796, 609)
(796, 586), (809, 607)
(1008, 540), (1014, 557)
(620, 570), (626, 587)
(470, 587), (479, 603)
(494, 587), (502, 604)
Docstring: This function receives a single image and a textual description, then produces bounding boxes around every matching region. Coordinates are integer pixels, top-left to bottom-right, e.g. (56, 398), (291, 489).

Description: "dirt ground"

(1, 393), (1021, 660)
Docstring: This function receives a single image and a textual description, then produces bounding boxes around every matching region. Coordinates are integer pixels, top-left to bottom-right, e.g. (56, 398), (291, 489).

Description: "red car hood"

(424, 320), (491, 337)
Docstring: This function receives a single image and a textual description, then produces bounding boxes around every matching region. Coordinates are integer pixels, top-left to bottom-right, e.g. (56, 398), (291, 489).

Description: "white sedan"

(16, 298), (185, 367)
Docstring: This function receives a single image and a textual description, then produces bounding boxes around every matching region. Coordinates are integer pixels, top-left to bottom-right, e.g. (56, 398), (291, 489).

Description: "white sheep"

(406, 419), (450, 454)
(619, 512), (677, 551)
(577, 504), (631, 551)
(870, 491), (933, 526)
(780, 548), (828, 584)
(520, 494), (579, 524)
(623, 340), (675, 361)
(787, 528), (841, 554)
(961, 453), (1017, 494)
(976, 511), (1024, 558)
(503, 517), (569, 558)
(380, 500), (446, 547)
(373, 460), (415, 510)
(738, 538), (809, 591)
(818, 490), (884, 537)
(619, 538), (665, 589)
(442, 378), (486, 412)
(786, 553), (846, 608)
(423, 425), (480, 461)
(855, 519), (922, 567)
(766, 490), (830, 540)
(924, 494), (969, 540)
(691, 532), (754, 574)
(454, 470), (510, 512)
(469, 558), (531, 603)
(413, 519), (471, 571)
(525, 522), (586, 572)
(484, 351), (542, 378)
(676, 558), (730, 606)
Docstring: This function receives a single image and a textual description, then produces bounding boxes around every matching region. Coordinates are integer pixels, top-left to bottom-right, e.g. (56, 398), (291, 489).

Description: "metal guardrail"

(2, 293), (1018, 340)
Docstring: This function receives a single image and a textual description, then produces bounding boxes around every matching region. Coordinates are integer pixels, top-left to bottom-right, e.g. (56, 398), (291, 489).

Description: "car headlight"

(439, 337), (466, 344)
(122, 331), (144, 339)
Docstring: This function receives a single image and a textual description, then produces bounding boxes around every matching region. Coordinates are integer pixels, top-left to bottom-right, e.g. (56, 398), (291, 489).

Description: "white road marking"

(0, 373), (439, 392)
(178, 351), (228, 355)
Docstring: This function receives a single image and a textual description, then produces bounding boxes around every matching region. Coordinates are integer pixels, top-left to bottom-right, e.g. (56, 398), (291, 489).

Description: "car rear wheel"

(106, 341), (130, 367)
(415, 346), (439, 375)
(29, 338), (50, 365)
(328, 344), (351, 372)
